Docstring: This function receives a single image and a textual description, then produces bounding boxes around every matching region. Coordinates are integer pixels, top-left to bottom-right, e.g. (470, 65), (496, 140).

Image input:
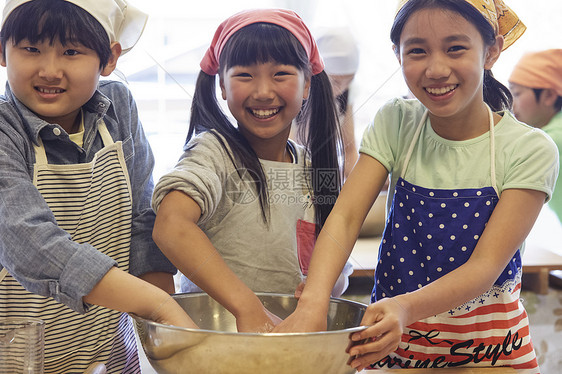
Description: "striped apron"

(0, 122), (140, 373)
(370, 108), (539, 372)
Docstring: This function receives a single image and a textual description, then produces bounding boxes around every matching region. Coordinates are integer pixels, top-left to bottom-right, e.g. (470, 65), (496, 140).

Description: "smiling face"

(396, 8), (501, 132)
(1, 38), (118, 132)
(220, 61), (310, 156)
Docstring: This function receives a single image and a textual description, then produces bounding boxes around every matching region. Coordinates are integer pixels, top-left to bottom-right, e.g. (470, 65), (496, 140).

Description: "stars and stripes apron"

(370, 108), (539, 372)
(0, 122), (140, 373)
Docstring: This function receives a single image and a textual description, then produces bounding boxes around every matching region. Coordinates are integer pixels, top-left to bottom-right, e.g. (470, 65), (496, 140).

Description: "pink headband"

(200, 9), (324, 76)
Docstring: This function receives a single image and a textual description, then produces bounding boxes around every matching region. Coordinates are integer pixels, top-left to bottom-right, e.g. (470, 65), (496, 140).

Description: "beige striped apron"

(0, 123), (140, 373)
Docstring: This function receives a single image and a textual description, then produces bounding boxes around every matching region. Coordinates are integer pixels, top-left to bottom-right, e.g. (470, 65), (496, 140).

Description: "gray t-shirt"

(153, 131), (315, 293)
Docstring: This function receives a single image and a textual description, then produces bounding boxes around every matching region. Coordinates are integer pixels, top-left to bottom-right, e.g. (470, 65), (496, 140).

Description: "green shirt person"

(510, 49), (562, 221)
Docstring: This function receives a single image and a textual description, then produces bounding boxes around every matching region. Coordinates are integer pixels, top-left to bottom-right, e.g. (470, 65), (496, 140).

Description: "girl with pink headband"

(152, 9), (344, 332)
(277, 0), (557, 372)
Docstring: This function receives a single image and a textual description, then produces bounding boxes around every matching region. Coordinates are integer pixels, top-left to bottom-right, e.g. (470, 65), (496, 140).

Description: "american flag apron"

(370, 108), (539, 372)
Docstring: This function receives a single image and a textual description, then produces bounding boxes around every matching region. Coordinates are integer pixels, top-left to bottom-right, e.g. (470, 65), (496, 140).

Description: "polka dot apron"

(370, 108), (539, 372)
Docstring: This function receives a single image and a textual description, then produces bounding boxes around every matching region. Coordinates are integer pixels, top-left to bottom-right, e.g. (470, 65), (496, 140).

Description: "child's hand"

(235, 304), (282, 333)
(347, 297), (407, 371)
(84, 267), (199, 329)
(148, 295), (199, 329)
(294, 281), (306, 298)
(271, 303), (327, 333)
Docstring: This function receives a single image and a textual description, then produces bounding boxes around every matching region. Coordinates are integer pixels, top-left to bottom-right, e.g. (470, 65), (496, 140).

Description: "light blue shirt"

(0, 80), (175, 313)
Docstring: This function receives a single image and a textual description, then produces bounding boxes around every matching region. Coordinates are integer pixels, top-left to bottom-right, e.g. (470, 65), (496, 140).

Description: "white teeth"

(251, 108), (280, 119)
(426, 85), (456, 95)
(37, 87), (64, 94)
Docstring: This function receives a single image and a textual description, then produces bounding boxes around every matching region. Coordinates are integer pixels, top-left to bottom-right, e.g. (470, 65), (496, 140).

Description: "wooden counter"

(348, 236), (381, 278)
(521, 247), (562, 294)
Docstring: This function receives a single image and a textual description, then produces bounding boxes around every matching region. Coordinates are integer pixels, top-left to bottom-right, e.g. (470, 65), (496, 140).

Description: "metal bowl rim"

(132, 316), (367, 337)
(171, 291), (368, 305)
(133, 292), (368, 337)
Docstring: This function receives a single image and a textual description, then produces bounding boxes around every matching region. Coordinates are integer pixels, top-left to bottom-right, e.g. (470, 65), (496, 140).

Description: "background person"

(310, 27), (387, 238)
(315, 26), (360, 178)
(509, 49), (562, 222)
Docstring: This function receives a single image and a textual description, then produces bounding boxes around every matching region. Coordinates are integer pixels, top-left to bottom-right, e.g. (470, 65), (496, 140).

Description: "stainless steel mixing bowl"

(133, 292), (367, 374)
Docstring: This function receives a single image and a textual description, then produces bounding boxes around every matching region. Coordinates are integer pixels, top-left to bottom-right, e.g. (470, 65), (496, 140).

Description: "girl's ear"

(484, 35), (504, 70)
(303, 76), (311, 100)
(219, 77), (227, 100)
(393, 44), (402, 64)
(101, 42), (122, 77)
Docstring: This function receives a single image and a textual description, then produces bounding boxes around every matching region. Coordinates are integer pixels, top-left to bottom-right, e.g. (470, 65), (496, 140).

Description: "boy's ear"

(541, 88), (559, 107)
(484, 35), (504, 70)
(0, 42), (6, 67)
(100, 42), (122, 77)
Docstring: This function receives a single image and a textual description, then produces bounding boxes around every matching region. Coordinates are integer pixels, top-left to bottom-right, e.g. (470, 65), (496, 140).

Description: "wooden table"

(348, 236), (380, 278)
(520, 247), (562, 294)
(520, 206), (562, 293)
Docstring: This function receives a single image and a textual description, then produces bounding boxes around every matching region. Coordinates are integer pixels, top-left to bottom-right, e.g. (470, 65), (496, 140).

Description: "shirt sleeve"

(501, 125), (559, 201)
(359, 98), (412, 173)
(0, 122), (116, 314)
(152, 132), (230, 226)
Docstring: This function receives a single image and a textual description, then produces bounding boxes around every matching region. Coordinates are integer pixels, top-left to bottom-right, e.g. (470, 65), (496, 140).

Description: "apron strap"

(32, 120), (114, 166)
(487, 106), (498, 195)
(33, 137), (48, 165)
(97, 121), (114, 146)
(400, 110), (428, 176)
(0, 267), (8, 283)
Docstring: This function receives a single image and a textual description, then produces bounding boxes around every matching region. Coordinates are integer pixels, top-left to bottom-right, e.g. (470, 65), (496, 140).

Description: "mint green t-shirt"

(359, 98), (559, 214)
(542, 111), (562, 221)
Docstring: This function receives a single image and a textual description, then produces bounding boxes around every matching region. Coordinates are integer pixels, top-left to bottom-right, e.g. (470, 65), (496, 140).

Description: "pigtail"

(483, 70), (513, 112)
(188, 72), (229, 141)
(299, 71), (343, 229)
(189, 71), (270, 223)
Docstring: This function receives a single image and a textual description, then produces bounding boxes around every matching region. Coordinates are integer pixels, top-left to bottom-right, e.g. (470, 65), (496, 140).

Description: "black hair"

(532, 88), (562, 112)
(390, 0), (513, 112)
(189, 22), (343, 229)
(1, 0), (112, 68)
(336, 89), (349, 116)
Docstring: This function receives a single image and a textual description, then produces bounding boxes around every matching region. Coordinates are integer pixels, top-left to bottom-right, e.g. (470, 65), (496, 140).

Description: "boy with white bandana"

(0, 1), (196, 372)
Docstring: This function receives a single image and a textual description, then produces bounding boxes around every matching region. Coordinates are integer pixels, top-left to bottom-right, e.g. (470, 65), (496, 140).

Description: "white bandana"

(2, 0), (147, 54)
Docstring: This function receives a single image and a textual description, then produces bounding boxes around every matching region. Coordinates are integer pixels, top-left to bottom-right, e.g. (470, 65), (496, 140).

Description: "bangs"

(1, 0), (111, 66)
(219, 23), (310, 74)
(391, 0), (495, 47)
